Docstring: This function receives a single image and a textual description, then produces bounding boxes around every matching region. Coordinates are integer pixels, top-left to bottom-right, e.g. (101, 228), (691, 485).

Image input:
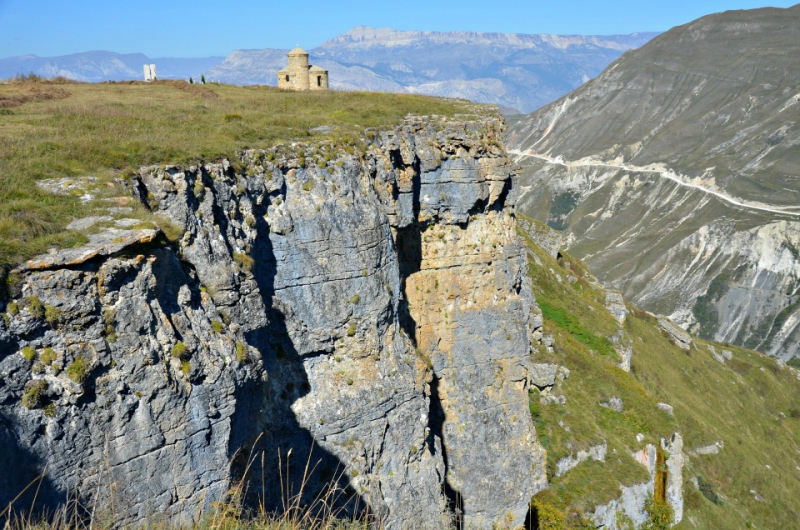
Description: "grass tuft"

(236, 342), (249, 364)
(232, 252), (254, 272)
(21, 346), (35, 362)
(171, 341), (188, 359)
(40, 347), (56, 366)
(21, 379), (48, 409)
(27, 297), (43, 319)
(66, 356), (90, 384)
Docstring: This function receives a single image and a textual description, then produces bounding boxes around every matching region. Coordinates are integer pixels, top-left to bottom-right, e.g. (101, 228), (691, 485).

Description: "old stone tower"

(277, 47), (329, 91)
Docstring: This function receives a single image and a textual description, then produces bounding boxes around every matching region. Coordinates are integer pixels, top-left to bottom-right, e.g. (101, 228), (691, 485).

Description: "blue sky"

(1, 1), (797, 58)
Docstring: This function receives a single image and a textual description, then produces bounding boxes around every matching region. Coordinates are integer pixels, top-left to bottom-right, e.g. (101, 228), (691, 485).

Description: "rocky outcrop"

(555, 443), (607, 477)
(689, 440), (723, 457)
(516, 217), (564, 259)
(605, 291), (627, 325)
(366, 117), (548, 527)
(530, 363), (558, 389)
(592, 434), (684, 529)
(16, 228), (158, 271)
(0, 111), (546, 528)
(0, 243), (261, 526)
(657, 316), (693, 351)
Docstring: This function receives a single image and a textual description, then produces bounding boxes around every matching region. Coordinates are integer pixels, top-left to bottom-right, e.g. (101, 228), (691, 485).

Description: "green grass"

(517, 212), (800, 529)
(629, 318), (800, 529)
(691, 272), (730, 339)
(518, 216), (676, 512)
(537, 299), (617, 359)
(171, 341), (188, 359)
(65, 356), (90, 384)
(236, 342), (249, 364)
(20, 380), (48, 410)
(0, 76), (470, 293)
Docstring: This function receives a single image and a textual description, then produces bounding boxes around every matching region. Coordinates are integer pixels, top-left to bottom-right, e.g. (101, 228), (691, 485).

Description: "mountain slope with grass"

(507, 4), (800, 361)
(517, 215), (800, 529)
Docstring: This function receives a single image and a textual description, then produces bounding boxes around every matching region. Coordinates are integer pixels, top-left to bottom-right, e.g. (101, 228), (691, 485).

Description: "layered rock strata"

(0, 112), (546, 528)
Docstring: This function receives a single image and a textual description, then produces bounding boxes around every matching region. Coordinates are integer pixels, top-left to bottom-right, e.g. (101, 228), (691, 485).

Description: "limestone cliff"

(0, 112), (546, 528)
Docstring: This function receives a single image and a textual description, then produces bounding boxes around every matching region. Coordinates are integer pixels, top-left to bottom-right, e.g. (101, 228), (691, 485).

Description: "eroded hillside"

(507, 5), (800, 360)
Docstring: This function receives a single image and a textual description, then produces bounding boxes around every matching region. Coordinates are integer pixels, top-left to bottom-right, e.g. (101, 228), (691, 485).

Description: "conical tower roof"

(288, 46), (308, 56)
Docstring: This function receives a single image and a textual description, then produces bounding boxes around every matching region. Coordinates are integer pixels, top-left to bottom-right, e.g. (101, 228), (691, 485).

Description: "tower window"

(317, 76), (322, 87)
(285, 75), (290, 82)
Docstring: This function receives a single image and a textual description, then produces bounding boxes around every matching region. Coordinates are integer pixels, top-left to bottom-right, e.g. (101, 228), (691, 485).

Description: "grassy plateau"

(0, 76), (466, 291)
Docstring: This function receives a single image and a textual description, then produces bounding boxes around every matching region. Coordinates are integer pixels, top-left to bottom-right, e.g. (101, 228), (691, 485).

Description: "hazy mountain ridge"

(0, 51), (224, 82)
(508, 5), (800, 359)
(322, 25), (655, 51)
(312, 27), (659, 112)
(0, 27), (658, 113)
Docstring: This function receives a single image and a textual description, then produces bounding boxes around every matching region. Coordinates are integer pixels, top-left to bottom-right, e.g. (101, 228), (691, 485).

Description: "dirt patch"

(169, 80), (219, 99)
(101, 79), (219, 99)
(0, 85), (72, 108)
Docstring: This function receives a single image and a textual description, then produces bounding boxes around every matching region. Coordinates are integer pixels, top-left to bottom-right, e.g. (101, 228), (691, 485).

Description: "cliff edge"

(0, 110), (546, 528)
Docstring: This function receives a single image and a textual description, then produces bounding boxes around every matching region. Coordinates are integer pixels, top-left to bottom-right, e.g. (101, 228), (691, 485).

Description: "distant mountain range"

(0, 27), (658, 113)
(0, 51), (224, 84)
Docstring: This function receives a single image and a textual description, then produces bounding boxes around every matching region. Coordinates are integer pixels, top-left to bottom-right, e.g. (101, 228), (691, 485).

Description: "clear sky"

(1, 1), (797, 58)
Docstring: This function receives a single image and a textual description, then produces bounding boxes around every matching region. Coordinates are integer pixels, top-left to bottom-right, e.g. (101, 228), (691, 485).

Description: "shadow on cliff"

(227, 211), (366, 520)
(394, 156), (464, 529)
(0, 413), (65, 526)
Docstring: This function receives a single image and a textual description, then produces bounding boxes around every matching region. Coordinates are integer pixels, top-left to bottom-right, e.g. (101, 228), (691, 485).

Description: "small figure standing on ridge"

(277, 47), (328, 91)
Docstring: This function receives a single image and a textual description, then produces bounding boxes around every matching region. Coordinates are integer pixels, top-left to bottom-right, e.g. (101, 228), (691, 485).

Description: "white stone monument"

(143, 64), (157, 82)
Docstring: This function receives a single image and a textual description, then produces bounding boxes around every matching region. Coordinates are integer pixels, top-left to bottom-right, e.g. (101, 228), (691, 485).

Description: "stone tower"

(277, 47), (329, 91)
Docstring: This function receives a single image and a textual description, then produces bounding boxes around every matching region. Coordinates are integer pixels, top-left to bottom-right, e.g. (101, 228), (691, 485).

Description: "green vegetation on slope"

(690, 272), (730, 340)
(0, 75), (467, 292)
(518, 218), (676, 519)
(630, 322), (800, 528)
(518, 214), (800, 529)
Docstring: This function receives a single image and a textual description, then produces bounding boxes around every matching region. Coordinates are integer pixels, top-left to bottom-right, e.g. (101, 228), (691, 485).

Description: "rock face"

(516, 216), (564, 259)
(507, 5), (800, 361)
(0, 112), (546, 528)
(592, 434), (684, 529)
(555, 443), (607, 477)
(0, 246), (261, 526)
(370, 121), (548, 526)
(605, 291), (627, 325)
(657, 316), (693, 351)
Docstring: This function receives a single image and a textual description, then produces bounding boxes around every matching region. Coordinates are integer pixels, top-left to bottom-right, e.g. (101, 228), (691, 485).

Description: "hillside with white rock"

(508, 4), (800, 360)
